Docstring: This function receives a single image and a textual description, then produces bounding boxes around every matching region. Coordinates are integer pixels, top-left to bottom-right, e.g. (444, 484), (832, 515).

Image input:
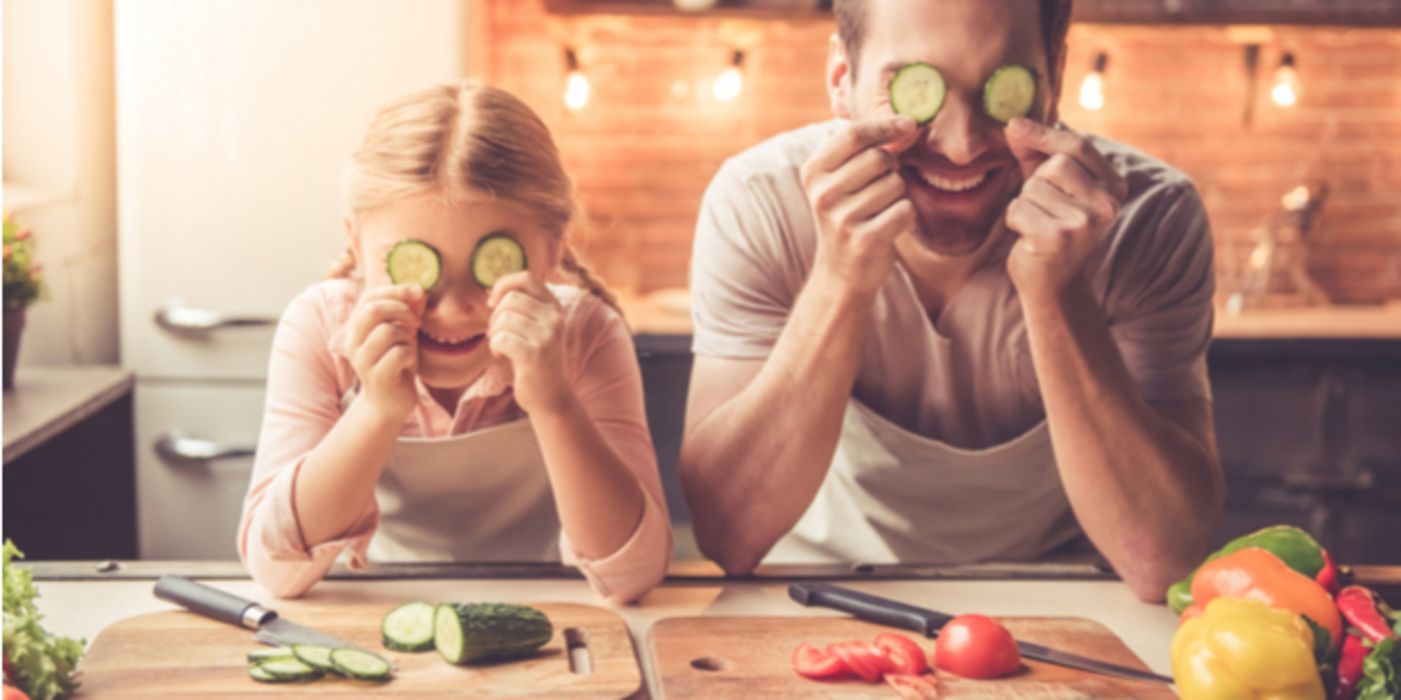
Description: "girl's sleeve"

(237, 284), (379, 598)
(557, 296), (673, 605)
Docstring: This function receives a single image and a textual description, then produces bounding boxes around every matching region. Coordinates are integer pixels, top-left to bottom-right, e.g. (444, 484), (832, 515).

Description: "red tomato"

(792, 643), (847, 680)
(873, 633), (929, 676)
(4, 684), (30, 700)
(934, 614), (1021, 679)
(827, 641), (890, 683)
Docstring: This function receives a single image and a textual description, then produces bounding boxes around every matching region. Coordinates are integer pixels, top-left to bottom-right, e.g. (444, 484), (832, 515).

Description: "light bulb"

(1078, 52), (1108, 111)
(1078, 71), (1104, 111)
(713, 66), (742, 102)
(565, 70), (590, 111)
(1271, 53), (1299, 108)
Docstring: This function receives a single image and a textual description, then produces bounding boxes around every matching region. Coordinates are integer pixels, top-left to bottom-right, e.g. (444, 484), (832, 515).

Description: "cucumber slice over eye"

(386, 239), (442, 291)
(983, 64), (1036, 123)
(329, 648), (393, 682)
(470, 233), (527, 289)
(889, 62), (946, 125)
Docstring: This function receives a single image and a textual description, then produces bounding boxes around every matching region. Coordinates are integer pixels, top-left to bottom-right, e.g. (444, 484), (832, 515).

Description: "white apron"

(767, 399), (1082, 564)
(365, 418), (561, 563)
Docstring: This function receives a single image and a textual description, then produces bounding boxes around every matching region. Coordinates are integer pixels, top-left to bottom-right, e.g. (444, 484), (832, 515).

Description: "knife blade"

(789, 582), (1173, 685)
(154, 574), (383, 659)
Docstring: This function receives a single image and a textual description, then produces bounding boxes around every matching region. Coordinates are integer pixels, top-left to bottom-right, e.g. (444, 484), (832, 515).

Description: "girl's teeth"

(919, 171), (987, 192)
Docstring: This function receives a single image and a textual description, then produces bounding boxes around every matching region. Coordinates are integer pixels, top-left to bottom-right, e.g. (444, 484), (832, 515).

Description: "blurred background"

(3, 0), (1399, 566)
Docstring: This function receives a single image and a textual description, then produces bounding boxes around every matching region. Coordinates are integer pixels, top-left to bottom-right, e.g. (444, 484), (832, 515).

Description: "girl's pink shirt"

(238, 278), (671, 604)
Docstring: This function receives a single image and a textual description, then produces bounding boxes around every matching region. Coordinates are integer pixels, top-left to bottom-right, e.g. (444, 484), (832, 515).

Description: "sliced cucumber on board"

(330, 648), (394, 682)
(983, 64), (1037, 123)
(470, 233), (527, 289)
(291, 644), (338, 674)
(386, 239), (442, 291)
(246, 647), (294, 664)
(889, 62), (947, 125)
(253, 657), (323, 682)
(382, 600), (438, 652)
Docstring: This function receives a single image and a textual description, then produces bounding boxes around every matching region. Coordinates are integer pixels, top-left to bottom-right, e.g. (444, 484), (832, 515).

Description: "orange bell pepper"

(1181, 547), (1342, 650)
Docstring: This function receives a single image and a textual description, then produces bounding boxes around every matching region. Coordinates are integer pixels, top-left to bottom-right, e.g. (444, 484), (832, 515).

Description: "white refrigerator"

(116, 0), (466, 558)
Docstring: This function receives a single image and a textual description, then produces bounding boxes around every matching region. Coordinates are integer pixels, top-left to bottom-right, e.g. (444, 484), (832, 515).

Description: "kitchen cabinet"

(2, 367), (137, 559)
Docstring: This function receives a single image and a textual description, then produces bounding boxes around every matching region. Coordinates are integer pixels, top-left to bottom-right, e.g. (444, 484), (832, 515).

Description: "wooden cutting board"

(649, 616), (1175, 698)
(77, 602), (641, 698)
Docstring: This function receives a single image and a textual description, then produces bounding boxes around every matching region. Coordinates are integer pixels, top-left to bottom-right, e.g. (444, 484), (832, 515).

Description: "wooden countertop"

(619, 290), (1401, 340)
(2, 366), (134, 463)
(24, 562), (1401, 698)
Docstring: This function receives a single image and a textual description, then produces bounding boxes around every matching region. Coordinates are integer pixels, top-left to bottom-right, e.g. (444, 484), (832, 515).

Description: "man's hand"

(800, 116), (919, 299)
(1003, 117), (1128, 303)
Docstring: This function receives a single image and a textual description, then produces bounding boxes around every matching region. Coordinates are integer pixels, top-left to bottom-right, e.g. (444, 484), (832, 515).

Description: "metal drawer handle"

(155, 431), (255, 464)
(154, 304), (276, 335)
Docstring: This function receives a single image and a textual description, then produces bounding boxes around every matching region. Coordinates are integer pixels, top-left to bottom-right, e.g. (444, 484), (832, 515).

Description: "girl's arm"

(239, 282), (423, 598)
(488, 275), (671, 604)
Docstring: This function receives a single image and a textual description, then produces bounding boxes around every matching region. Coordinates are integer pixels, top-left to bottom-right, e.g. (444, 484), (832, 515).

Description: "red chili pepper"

(1333, 631), (1368, 700)
(1315, 550), (1339, 595)
(1337, 585), (1397, 644)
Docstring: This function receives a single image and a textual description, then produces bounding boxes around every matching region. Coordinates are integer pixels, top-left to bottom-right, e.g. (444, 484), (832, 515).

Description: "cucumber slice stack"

(246, 644), (392, 684)
(471, 233), (527, 289)
(889, 62), (947, 125)
(386, 239), (442, 291)
(983, 64), (1037, 123)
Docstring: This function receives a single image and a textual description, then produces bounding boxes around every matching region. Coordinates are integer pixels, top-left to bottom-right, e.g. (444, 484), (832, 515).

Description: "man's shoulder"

(1085, 131), (1199, 209)
(712, 120), (842, 191)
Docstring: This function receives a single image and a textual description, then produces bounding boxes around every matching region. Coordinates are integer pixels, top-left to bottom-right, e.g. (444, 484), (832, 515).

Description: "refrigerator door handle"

(155, 431), (256, 465)
(154, 303), (277, 335)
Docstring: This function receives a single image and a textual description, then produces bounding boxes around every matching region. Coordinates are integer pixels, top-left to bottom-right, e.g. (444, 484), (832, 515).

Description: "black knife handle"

(154, 575), (274, 629)
(789, 582), (952, 636)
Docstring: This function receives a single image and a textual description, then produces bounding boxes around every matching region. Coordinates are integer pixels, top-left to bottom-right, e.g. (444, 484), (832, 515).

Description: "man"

(680, 0), (1224, 601)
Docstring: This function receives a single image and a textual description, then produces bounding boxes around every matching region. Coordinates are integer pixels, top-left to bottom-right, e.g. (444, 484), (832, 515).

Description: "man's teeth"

(918, 170), (987, 192)
(425, 331), (473, 345)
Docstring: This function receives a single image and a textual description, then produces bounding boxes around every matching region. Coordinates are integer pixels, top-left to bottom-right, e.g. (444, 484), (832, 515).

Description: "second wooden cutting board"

(649, 615), (1175, 698)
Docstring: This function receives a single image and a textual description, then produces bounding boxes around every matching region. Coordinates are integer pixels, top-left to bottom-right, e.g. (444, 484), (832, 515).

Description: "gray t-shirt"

(691, 120), (1214, 450)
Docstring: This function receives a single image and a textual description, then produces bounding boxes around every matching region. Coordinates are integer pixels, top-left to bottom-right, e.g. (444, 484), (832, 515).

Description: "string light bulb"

(1078, 52), (1108, 111)
(564, 47), (590, 112)
(713, 50), (744, 103)
(1271, 52), (1299, 107)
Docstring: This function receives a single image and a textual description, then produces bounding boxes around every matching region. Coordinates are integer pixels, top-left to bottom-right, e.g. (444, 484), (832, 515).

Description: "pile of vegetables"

(1169, 525), (1401, 700)
(2, 541), (84, 700)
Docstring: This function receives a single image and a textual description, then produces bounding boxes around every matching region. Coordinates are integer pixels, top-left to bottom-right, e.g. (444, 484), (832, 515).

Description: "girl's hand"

(487, 272), (572, 415)
(344, 284), (425, 423)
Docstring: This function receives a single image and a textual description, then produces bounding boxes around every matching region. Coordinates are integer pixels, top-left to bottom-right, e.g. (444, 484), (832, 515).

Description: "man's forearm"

(681, 271), (875, 574)
(1021, 276), (1223, 601)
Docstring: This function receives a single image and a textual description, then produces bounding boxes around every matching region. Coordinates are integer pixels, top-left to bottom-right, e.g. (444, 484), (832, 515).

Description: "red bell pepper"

(1337, 585), (1398, 644)
(1316, 550), (1340, 595)
(1335, 631), (1369, 700)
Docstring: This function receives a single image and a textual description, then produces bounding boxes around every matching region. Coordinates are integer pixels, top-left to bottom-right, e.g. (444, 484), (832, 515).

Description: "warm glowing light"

(1078, 71), (1104, 111)
(1271, 53), (1299, 108)
(713, 66), (742, 102)
(565, 70), (590, 111)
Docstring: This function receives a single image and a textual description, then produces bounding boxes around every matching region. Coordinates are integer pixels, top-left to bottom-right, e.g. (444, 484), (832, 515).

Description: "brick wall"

(482, 1), (1401, 303)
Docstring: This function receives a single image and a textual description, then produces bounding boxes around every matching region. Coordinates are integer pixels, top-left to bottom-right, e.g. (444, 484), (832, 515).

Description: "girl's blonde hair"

(331, 80), (619, 314)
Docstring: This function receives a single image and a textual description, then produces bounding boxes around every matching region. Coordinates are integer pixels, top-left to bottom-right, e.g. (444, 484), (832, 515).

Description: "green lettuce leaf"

(3, 540), (84, 699)
(1357, 637), (1399, 700)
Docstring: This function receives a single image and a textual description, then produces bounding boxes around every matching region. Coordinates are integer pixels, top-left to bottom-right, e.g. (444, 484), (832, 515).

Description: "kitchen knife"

(153, 574), (384, 658)
(789, 582), (1173, 685)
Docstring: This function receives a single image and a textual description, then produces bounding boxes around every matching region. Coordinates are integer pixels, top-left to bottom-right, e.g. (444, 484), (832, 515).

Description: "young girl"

(238, 81), (671, 604)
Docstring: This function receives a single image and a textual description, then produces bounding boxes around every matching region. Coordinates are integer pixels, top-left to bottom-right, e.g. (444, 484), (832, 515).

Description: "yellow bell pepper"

(1171, 597), (1325, 700)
